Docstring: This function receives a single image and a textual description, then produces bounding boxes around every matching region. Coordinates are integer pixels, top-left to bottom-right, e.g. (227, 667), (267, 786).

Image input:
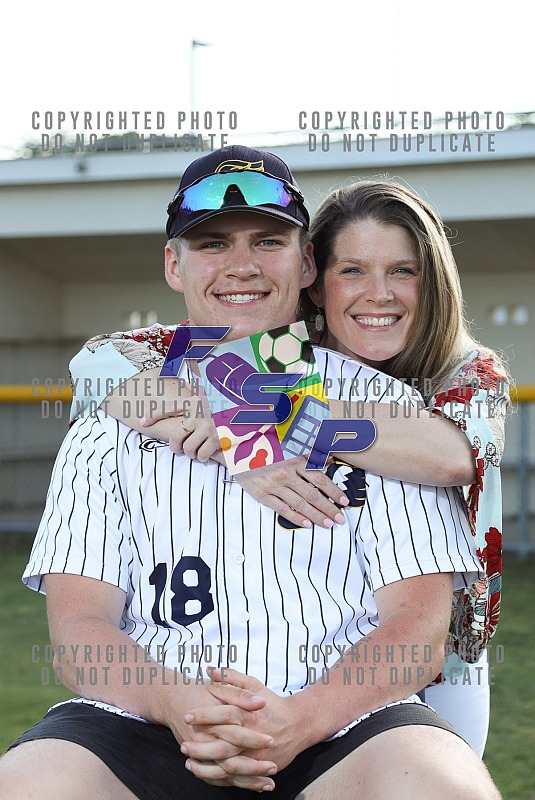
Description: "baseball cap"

(166, 145), (310, 238)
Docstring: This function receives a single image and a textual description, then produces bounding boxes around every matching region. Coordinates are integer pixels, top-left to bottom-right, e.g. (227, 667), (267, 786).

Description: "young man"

(0, 146), (500, 799)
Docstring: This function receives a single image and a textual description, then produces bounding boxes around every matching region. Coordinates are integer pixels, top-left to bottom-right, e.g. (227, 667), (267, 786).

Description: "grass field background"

(1, 535), (534, 798)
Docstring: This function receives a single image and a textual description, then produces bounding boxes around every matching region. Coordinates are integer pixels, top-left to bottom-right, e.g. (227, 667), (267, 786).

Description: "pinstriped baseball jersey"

(23, 348), (480, 714)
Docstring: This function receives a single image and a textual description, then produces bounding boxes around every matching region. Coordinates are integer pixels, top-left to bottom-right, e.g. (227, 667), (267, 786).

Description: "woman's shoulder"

(84, 322), (185, 353)
(449, 348), (510, 395)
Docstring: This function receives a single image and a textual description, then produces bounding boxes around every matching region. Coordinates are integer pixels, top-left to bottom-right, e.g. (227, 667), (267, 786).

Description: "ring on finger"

(181, 420), (191, 434)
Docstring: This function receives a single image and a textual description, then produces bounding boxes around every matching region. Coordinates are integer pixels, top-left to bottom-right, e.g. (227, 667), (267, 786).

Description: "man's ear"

(164, 245), (184, 293)
(300, 240), (317, 289)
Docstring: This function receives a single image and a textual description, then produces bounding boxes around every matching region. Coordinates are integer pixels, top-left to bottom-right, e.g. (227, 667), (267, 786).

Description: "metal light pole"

(190, 39), (211, 113)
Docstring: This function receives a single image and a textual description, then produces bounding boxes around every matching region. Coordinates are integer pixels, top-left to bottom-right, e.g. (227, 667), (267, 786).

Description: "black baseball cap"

(166, 145), (310, 238)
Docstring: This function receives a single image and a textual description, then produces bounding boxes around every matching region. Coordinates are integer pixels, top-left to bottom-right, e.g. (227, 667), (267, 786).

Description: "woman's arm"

(100, 367), (188, 438)
(70, 328), (473, 485)
(69, 332), (505, 522)
(69, 323), (180, 424)
(328, 400), (476, 486)
(328, 352), (509, 487)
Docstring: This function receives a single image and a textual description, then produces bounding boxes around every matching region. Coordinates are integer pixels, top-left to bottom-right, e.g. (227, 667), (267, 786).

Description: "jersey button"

(239, 611), (250, 621)
(232, 553), (245, 564)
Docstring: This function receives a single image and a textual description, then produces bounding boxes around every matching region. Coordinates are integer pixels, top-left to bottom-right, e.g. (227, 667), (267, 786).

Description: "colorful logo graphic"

(198, 322), (331, 475)
(160, 322), (376, 474)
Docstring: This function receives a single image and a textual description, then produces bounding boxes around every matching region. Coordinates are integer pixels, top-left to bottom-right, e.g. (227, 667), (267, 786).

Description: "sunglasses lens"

(179, 172), (295, 215)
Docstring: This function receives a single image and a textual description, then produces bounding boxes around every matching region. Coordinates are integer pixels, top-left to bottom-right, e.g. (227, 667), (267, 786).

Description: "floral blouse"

(430, 350), (508, 664)
(69, 324), (509, 664)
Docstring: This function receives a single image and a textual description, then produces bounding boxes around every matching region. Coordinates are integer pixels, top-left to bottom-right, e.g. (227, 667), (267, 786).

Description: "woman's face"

(309, 219), (420, 367)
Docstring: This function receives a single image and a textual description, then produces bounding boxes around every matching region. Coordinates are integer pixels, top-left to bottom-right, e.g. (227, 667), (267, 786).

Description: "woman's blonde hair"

(303, 179), (508, 399)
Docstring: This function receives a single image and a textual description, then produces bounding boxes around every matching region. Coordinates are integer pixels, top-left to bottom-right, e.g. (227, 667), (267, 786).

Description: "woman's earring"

(315, 307), (325, 333)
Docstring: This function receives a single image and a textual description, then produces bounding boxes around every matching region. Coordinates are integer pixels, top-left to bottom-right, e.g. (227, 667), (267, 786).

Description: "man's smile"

(215, 292), (269, 304)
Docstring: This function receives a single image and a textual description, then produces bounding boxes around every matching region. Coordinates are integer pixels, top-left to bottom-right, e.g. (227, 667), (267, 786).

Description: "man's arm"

(289, 571), (452, 743)
(180, 571), (453, 778)
(44, 573), (279, 791)
(45, 573), (172, 724)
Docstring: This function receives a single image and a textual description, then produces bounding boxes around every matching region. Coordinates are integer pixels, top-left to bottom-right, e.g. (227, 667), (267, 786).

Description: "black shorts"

(9, 700), (459, 800)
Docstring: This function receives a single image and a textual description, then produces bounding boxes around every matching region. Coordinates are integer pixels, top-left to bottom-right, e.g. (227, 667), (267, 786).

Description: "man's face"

(165, 211), (316, 340)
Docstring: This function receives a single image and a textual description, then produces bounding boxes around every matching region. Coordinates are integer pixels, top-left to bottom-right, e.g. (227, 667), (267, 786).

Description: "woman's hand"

(169, 416), (222, 462)
(235, 456), (349, 529)
(142, 390), (221, 463)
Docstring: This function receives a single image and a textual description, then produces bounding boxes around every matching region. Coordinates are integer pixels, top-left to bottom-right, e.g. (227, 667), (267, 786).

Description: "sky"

(1, 0), (533, 157)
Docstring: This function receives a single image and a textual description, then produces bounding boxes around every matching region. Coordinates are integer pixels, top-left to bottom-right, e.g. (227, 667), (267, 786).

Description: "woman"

(68, 179), (509, 755)
(300, 180), (509, 757)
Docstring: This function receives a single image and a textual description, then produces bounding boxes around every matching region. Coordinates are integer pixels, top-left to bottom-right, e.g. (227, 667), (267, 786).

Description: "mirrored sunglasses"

(169, 171), (304, 216)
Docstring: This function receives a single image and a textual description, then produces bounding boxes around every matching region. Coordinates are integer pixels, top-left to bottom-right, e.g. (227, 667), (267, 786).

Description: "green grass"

(484, 554), (535, 799)
(1, 536), (534, 797)
(0, 535), (73, 743)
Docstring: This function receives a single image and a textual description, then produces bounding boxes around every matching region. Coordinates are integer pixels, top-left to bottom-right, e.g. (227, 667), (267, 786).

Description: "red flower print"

(434, 385), (474, 408)
(479, 527), (503, 577)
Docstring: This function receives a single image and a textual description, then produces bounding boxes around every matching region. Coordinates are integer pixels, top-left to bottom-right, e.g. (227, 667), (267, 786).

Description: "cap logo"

(214, 159), (265, 173)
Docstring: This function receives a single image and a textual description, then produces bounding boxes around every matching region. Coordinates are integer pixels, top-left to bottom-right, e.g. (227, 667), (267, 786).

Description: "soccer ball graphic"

(258, 325), (314, 379)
